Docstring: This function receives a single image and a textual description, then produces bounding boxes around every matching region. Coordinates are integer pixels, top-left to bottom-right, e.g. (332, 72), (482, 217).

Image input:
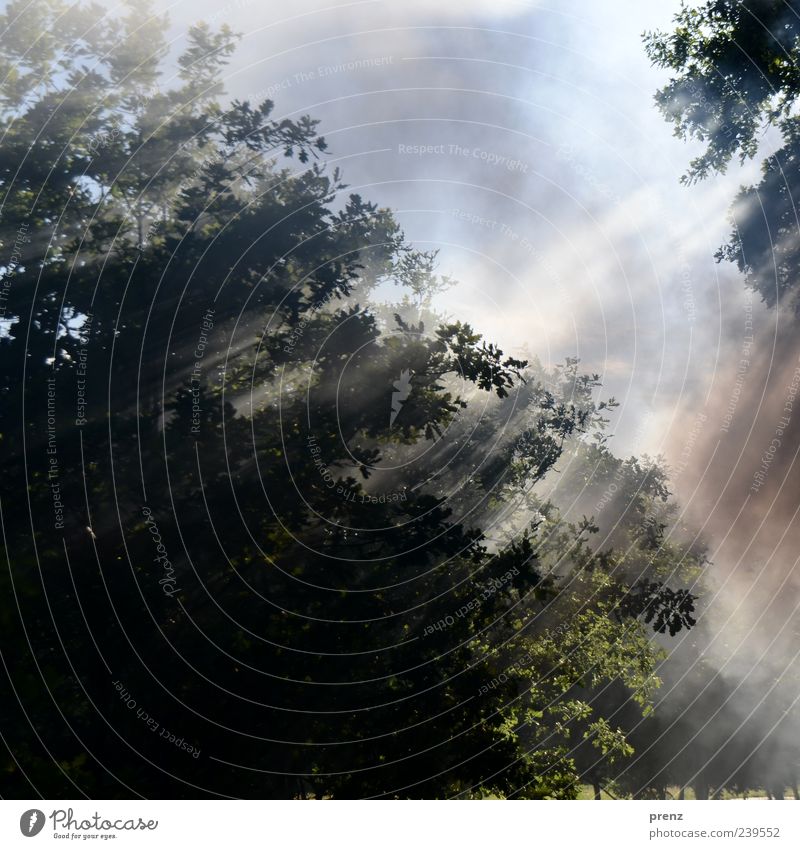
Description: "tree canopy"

(3, 0), (793, 800)
(646, 0), (800, 308)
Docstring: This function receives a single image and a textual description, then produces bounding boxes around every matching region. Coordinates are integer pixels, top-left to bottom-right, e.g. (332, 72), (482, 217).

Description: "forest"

(0, 0), (798, 800)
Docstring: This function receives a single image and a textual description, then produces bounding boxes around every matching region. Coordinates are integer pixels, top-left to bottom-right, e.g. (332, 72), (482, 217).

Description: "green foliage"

(0, 0), (703, 799)
(645, 0), (800, 308)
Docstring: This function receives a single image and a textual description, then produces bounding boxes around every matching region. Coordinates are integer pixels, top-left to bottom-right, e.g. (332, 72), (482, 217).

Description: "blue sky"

(155, 0), (772, 466)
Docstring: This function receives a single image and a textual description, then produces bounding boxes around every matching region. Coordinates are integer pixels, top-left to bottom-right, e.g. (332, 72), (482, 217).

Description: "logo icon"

(390, 369), (412, 426)
(19, 809), (45, 837)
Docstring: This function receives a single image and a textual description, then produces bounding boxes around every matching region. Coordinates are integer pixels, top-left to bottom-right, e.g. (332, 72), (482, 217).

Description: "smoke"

(156, 0), (800, 792)
(661, 272), (800, 794)
(669, 290), (799, 646)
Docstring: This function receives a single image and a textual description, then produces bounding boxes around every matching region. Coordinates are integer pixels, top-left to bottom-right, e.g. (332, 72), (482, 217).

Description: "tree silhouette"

(0, 0), (701, 799)
(645, 0), (800, 309)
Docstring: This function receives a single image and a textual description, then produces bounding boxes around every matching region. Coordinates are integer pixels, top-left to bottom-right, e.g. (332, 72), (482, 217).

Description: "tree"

(1, 0), (699, 798)
(645, 0), (800, 309)
(645, 1), (800, 799)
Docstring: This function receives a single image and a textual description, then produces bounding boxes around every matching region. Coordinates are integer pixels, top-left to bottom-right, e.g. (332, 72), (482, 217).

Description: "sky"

(0, 0), (793, 794)
(17, 0), (794, 775)
(151, 0), (771, 463)
(148, 1), (800, 678)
